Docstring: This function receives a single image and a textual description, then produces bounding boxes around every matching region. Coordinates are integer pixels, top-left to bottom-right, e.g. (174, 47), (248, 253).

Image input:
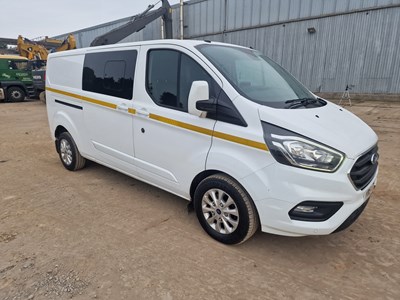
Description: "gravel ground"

(0, 100), (399, 299)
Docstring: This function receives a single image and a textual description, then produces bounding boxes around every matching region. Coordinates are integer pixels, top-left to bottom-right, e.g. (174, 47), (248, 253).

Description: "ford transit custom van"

(46, 40), (379, 244)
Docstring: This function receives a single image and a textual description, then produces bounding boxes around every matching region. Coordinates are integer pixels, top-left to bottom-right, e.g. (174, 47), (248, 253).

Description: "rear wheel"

(194, 174), (259, 244)
(7, 87), (25, 102)
(57, 132), (86, 171)
(39, 91), (46, 103)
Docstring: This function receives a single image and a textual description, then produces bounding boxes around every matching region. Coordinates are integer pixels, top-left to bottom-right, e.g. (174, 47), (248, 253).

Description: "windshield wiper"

(284, 97), (318, 109)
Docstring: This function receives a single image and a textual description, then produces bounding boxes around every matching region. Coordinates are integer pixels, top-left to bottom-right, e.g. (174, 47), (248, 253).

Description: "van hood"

(258, 101), (378, 159)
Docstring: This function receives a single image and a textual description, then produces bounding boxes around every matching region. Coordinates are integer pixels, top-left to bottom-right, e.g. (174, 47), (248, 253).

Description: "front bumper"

(240, 157), (378, 237)
(333, 198), (370, 233)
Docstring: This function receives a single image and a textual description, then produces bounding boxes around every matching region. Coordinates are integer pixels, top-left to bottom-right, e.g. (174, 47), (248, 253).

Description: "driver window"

(146, 49), (219, 112)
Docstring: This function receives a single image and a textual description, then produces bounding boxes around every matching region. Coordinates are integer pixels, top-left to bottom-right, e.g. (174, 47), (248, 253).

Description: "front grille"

(349, 145), (378, 190)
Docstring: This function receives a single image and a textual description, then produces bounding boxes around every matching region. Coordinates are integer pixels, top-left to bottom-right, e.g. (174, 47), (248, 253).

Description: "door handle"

(117, 104), (129, 111)
(137, 109), (149, 117)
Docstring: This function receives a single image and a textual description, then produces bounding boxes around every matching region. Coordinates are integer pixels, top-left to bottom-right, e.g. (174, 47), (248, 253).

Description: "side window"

(147, 50), (179, 108)
(146, 49), (220, 112)
(9, 60), (28, 70)
(8, 61), (17, 70)
(82, 50), (137, 100)
(104, 60), (126, 92)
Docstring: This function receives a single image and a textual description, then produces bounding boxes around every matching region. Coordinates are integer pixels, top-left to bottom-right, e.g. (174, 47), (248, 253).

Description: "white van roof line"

(48, 39), (250, 58)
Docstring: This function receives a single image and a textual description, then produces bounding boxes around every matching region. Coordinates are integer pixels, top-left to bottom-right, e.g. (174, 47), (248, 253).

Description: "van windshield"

(196, 44), (324, 109)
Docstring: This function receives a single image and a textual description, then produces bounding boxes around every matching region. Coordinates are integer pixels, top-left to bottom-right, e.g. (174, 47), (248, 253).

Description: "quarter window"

(82, 50), (137, 100)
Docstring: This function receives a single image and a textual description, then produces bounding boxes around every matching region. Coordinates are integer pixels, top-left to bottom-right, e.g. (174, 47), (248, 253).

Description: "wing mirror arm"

(196, 99), (217, 114)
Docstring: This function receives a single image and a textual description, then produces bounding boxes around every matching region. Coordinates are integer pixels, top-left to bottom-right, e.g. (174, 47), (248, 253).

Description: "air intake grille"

(350, 145), (379, 190)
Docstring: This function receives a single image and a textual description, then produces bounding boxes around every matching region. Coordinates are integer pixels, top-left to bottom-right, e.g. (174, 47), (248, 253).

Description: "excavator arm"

(90, 0), (172, 47)
(56, 34), (76, 52)
(17, 35), (49, 60)
(16, 34), (76, 60)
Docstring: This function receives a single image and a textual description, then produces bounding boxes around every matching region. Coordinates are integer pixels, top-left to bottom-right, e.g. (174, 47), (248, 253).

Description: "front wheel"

(57, 132), (86, 171)
(194, 174), (259, 244)
(7, 87), (25, 102)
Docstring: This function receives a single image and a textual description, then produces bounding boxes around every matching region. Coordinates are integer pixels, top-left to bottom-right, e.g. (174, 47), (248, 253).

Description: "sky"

(0, 0), (181, 39)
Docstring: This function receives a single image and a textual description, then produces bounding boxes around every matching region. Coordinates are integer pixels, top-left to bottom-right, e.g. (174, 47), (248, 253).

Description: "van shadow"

(83, 160), (364, 260)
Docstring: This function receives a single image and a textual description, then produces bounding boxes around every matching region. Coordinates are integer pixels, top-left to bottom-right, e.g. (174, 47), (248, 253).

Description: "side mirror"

(188, 81), (209, 117)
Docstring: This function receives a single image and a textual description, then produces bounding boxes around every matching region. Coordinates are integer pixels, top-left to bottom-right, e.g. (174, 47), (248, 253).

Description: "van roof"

(47, 39), (250, 58)
(0, 55), (28, 60)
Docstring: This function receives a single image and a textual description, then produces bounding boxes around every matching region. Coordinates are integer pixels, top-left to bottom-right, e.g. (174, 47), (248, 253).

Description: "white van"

(46, 40), (378, 244)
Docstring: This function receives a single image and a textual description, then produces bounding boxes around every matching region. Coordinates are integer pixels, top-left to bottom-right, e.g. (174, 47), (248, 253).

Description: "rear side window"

(146, 49), (219, 112)
(82, 50), (137, 100)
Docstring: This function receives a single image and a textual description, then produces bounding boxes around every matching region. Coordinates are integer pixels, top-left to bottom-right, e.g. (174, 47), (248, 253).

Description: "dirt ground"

(0, 100), (399, 300)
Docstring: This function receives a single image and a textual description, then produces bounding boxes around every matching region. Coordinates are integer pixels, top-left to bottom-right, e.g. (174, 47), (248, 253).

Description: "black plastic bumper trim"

(332, 199), (369, 233)
(289, 201), (343, 222)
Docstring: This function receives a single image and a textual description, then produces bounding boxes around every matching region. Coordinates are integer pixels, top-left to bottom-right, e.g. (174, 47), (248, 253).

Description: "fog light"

(289, 201), (343, 222)
(293, 205), (318, 213)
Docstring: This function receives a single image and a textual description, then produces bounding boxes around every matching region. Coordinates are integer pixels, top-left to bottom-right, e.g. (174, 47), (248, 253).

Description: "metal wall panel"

(191, 4), (400, 93)
(183, 0), (400, 37)
(54, 0), (400, 94)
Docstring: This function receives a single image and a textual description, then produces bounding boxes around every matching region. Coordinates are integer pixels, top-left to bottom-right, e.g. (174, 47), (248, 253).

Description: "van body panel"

(83, 94), (135, 165)
(52, 109), (83, 148)
(206, 97), (273, 192)
(46, 54), (83, 89)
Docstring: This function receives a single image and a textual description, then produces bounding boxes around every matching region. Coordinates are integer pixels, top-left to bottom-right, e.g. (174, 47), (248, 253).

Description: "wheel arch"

(190, 169), (262, 226)
(55, 125), (68, 138)
(52, 111), (82, 154)
(190, 170), (221, 200)
(54, 125), (68, 153)
(190, 169), (251, 203)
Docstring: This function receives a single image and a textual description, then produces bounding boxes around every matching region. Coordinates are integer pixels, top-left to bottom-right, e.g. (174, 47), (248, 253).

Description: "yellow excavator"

(17, 34), (76, 60)
(15, 34), (76, 102)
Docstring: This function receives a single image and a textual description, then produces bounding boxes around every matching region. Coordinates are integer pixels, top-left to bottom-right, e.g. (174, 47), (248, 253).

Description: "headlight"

(262, 122), (344, 172)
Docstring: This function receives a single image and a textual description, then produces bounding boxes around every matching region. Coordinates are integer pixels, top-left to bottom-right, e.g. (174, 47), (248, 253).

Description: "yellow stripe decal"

(213, 131), (268, 151)
(46, 87), (117, 109)
(150, 113), (268, 151)
(47, 87), (268, 151)
(149, 113), (214, 136)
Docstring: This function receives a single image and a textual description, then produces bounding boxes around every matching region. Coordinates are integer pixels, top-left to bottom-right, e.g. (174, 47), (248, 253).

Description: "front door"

(132, 45), (222, 197)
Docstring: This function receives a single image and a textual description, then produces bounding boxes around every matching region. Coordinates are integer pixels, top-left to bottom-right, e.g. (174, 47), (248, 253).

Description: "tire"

(7, 87), (25, 102)
(39, 91), (46, 103)
(57, 132), (86, 171)
(194, 174), (259, 244)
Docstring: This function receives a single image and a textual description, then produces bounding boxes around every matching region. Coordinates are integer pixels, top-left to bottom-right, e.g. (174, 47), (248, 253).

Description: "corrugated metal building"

(54, 0), (400, 94)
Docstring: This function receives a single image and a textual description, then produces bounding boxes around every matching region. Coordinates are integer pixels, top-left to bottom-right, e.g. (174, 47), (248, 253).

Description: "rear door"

(132, 45), (222, 197)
